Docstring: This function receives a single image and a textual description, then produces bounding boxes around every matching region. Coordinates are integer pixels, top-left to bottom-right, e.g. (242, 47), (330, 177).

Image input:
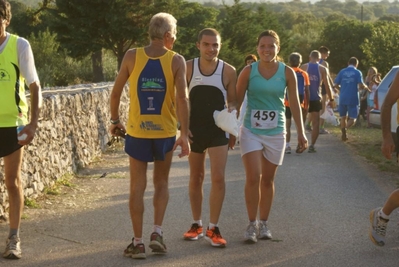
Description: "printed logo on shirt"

(0, 69), (10, 81)
(140, 121), (164, 131)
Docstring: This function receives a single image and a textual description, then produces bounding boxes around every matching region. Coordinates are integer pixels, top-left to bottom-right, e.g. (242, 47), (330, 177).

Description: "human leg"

(128, 157), (148, 240)
(188, 152), (206, 221)
(242, 150), (262, 222)
(207, 145), (228, 225)
(3, 148), (24, 259)
(319, 94), (327, 133)
(309, 111), (320, 150)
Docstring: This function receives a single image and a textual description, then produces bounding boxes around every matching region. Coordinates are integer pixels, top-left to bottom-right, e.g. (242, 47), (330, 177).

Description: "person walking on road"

(333, 57), (368, 141)
(183, 28), (237, 248)
(284, 52), (310, 154)
(0, 0), (42, 259)
(369, 71), (399, 247)
(300, 50), (334, 152)
(236, 30), (308, 243)
(109, 12), (190, 259)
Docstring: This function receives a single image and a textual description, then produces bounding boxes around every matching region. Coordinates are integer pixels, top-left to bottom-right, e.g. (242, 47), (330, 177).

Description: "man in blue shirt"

(334, 57), (369, 141)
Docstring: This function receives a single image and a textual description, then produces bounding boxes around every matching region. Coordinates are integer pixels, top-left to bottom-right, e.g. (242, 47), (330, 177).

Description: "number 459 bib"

(251, 109), (278, 129)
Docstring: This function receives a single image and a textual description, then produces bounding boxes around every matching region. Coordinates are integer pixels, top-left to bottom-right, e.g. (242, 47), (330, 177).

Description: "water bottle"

(16, 115), (27, 141)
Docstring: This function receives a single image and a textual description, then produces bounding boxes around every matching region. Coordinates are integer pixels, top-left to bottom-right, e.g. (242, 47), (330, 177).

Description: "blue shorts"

(367, 98), (374, 108)
(0, 127), (22, 158)
(339, 104), (358, 119)
(125, 135), (176, 162)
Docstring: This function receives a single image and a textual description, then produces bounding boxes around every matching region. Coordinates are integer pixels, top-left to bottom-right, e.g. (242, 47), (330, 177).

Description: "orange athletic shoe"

(183, 223), (203, 240)
(205, 226), (226, 247)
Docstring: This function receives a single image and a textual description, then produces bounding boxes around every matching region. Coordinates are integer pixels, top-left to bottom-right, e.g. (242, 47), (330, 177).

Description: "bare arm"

(381, 72), (399, 159)
(173, 54), (190, 157)
(236, 66), (251, 115)
(19, 81), (42, 145)
(223, 63), (238, 111)
(109, 49), (135, 134)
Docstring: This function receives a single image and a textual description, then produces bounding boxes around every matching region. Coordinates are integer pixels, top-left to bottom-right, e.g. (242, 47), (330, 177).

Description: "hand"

(328, 100), (336, 108)
(228, 134), (236, 150)
(109, 123), (126, 137)
(381, 137), (396, 160)
(17, 123), (37, 146)
(296, 133), (308, 154)
(173, 134), (190, 158)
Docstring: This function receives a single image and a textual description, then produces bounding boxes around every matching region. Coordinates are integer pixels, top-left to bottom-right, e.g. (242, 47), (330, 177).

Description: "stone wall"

(0, 83), (129, 219)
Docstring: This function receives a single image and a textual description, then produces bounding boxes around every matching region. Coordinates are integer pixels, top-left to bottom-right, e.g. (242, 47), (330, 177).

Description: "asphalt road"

(1, 130), (398, 267)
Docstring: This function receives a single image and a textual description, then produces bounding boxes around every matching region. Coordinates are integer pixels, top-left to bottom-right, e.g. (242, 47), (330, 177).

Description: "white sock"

(154, 225), (163, 235)
(194, 220), (202, 226)
(133, 237), (143, 246)
(249, 220), (257, 226)
(286, 142), (290, 148)
(379, 209), (390, 220)
(260, 220), (268, 225)
(209, 222), (217, 229)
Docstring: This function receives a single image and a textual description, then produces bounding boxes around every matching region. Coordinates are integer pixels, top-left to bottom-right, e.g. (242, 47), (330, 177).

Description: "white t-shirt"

(0, 32), (40, 86)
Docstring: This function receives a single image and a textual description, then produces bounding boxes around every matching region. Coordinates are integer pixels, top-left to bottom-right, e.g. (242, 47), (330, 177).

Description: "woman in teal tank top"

(236, 30), (308, 243)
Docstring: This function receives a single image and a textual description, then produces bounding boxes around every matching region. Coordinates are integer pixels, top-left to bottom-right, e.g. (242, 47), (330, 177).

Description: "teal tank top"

(244, 61), (286, 136)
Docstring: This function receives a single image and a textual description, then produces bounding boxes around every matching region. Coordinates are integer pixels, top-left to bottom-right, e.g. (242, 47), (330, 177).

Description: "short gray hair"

(149, 12), (177, 40)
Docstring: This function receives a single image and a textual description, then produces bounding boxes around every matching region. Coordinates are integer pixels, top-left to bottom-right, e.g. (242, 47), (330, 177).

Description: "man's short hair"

(310, 50), (321, 59)
(197, 28), (220, 43)
(319, 46), (330, 54)
(148, 12), (177, 40)
(0, 0), (11, 21)
(289, 52), (302, 67)
(348, 57), (358, 66)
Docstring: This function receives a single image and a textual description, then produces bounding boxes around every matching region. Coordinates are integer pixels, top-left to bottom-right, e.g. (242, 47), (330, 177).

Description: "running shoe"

(258, 221), (272, 240)
(124, 241), (146, 259)
(3, 235), (21, 259)
(319, 128), (329, 134)
(149, 232), (167, 253)
(308, 145), (316, 153)
(369, 208), (389, 246)
(285, 146), (291, 154)
(244, 223), (258, 243)
(183, 223), (203, 240)
(205, 227), (226, 247)
(305, 125), (312, 132)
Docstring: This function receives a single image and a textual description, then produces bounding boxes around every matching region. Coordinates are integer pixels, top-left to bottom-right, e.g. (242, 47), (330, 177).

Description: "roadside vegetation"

(10, 0), (399, 86)
(325, 122), (399, 176)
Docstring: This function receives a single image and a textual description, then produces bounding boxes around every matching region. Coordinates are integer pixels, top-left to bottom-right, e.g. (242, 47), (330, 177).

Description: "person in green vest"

(0, 0), (41, 260)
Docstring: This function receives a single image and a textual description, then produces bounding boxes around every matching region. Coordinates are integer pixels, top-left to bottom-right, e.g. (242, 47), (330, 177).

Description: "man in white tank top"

(183, 28), (237, 247)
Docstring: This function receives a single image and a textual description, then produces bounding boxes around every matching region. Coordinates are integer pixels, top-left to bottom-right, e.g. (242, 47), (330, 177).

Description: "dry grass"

(325, 120), (398, 174)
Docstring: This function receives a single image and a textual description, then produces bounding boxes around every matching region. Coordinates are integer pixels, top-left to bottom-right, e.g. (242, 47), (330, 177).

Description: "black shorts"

(308, 100), (322, 113)
(285, 95), (304, 119)
(189, 128), (228, 153)
(0, 127), (22, 158)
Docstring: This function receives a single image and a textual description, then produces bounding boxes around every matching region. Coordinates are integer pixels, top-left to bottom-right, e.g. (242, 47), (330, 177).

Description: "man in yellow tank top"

(369, 71), (399, 247)
(109, 12), (189, 259)
(0, 0), (41, 260)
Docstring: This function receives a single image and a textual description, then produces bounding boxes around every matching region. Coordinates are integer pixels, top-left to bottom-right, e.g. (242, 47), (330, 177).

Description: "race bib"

(250, 109), (278, 129)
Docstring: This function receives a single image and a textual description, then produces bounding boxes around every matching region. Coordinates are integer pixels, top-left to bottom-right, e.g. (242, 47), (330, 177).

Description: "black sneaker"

(124, 240), (146, 259)
(149, 232), (167, 253)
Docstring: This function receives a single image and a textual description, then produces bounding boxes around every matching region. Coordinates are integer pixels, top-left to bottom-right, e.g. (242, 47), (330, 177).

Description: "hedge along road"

(0, 130), (398, 267)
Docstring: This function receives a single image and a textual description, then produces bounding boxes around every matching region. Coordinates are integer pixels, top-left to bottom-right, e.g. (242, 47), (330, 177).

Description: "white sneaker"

(244, 222), (258, 243)
(3, 235), (21, 259)
(258, 221), (272, 240)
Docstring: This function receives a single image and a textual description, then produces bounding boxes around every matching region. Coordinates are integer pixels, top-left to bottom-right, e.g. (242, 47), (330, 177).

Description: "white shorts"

(239, 126), (286, 165)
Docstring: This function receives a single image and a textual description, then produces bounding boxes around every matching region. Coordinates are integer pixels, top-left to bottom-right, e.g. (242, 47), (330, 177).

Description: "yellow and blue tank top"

(127, 48), (177, 138)
(244, 61), (286, 136)
(0, 34), (28, 127)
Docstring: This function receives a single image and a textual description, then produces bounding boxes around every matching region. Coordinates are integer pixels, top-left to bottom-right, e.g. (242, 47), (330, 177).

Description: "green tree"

(319, 20), (373, 74)
(361, 21), (399, 75)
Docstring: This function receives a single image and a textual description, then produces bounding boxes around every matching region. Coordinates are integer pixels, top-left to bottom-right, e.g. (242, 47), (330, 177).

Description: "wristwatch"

(110, 118), (120, 125)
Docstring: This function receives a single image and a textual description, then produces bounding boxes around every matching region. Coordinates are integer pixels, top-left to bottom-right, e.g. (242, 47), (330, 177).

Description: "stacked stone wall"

(0, 83), (129, 219)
